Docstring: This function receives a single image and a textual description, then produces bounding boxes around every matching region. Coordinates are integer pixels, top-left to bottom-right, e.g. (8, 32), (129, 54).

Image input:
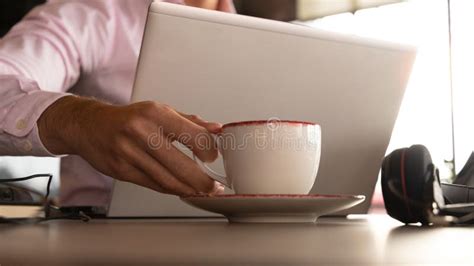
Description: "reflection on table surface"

(0, 215), (473, 265)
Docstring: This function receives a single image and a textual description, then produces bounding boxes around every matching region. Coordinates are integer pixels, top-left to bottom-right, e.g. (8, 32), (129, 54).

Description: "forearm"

(37, 95), (108, 155)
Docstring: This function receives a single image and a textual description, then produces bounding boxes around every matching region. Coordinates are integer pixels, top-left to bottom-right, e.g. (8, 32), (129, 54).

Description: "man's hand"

(38, 96), (224, 196)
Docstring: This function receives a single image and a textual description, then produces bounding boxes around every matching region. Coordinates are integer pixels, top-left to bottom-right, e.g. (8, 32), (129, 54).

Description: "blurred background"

(0, 0), (45, 36)
(0, 0), (472, 210)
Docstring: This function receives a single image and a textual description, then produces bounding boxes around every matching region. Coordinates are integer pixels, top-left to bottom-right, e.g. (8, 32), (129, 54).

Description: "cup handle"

(192, 134), (230, 188)
(193, 154), (230, 188)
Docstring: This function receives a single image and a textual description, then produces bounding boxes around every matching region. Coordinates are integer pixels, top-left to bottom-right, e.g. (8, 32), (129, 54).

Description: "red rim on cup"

(222, 120), (318, 129)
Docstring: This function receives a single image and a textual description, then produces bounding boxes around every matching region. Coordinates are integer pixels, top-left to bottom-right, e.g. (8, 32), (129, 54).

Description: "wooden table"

(1, 215), (473, 265)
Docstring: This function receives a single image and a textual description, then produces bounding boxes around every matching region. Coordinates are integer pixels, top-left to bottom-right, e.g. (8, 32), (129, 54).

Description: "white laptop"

(107, 1), (416, 217)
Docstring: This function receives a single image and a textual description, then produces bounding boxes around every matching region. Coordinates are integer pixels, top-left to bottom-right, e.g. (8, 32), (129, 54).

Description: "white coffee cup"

(194, 120), (321, 194)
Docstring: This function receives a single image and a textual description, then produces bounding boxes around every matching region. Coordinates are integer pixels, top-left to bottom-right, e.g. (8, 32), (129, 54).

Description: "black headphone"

(381, 144), (474, 225)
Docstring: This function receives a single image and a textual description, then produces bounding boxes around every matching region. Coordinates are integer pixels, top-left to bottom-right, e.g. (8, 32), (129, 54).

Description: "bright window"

(451, 0), (474, 173)
(300, 0), (456, 208)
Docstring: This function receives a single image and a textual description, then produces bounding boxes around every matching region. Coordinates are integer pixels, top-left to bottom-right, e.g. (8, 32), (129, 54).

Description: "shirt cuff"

(2, 90), (71, 156)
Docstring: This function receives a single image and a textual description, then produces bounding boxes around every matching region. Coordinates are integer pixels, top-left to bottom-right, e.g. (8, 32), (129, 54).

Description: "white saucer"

(180, 194), (365, 223)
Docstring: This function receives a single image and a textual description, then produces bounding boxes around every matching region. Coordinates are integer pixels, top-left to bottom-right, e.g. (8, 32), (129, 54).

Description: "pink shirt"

(0, 0), (234, 206)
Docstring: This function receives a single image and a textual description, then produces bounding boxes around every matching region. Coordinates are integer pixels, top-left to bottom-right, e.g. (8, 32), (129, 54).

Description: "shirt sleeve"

(0, 1), (116, 156)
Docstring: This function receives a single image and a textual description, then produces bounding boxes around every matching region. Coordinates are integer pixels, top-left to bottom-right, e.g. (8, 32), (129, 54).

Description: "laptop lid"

(108, 2), (416, 217)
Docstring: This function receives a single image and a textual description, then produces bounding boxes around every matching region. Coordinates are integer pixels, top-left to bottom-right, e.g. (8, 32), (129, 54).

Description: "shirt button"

(22, 140), (33, 152)
(16, 119), (28, 131)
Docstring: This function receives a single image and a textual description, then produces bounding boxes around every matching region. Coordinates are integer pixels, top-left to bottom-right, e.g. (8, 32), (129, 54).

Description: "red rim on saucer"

(182, 194), (365, 199)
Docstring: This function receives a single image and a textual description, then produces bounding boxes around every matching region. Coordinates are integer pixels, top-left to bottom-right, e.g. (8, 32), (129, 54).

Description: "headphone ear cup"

(404, 145), (434, 204)
(382, 148), (413, 223)
(381, 145), (433, 224)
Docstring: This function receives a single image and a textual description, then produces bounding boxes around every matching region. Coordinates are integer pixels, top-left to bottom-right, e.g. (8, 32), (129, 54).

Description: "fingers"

(178, 112), (222, 134)
(137, 156), (197, 196)
(118, 139), (197, 196)
(127, 165), (226, 197)
(114, 101), (225, 195)
(158, 108), (219, 162)
(210, 182), (226, 195)
(145, 131), (218, 193)
(130, 102), (219, 162)
(119, 136), (223, 195)
(116, 163), (168, 194)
